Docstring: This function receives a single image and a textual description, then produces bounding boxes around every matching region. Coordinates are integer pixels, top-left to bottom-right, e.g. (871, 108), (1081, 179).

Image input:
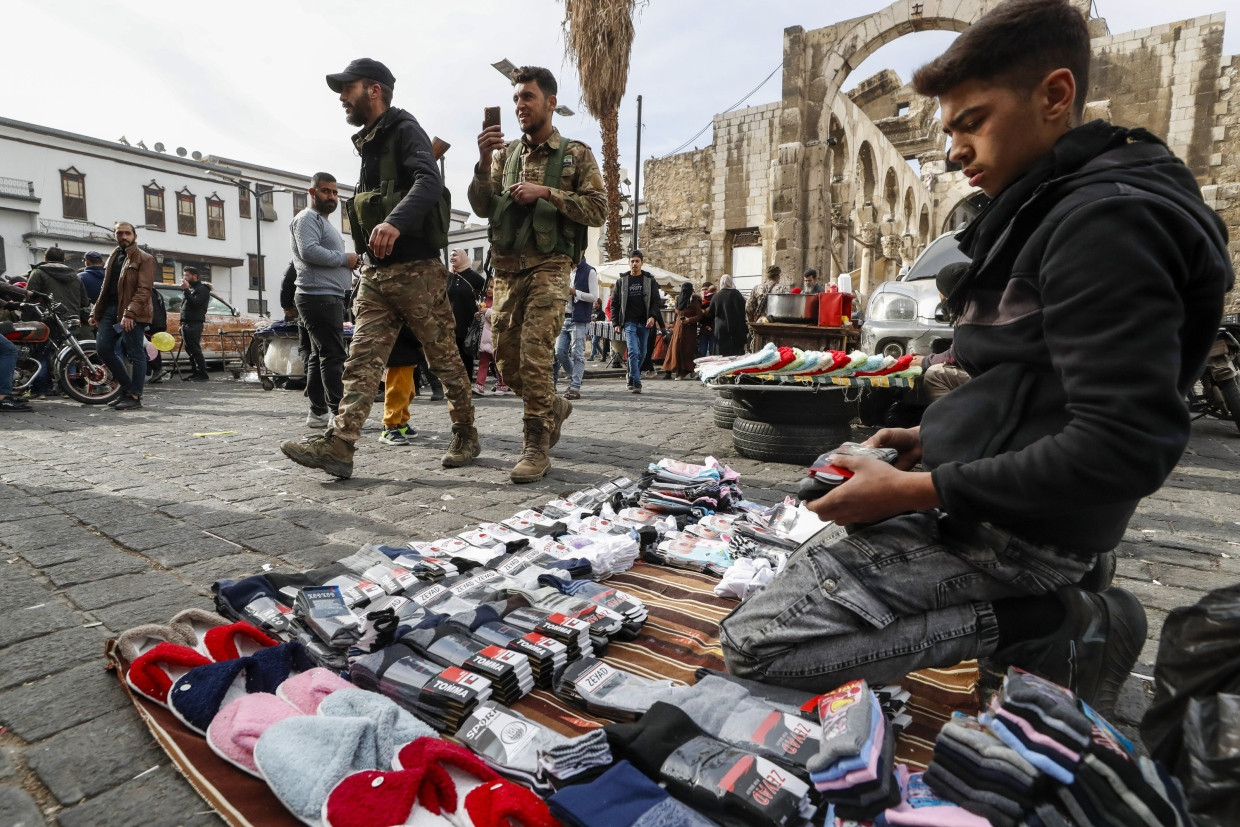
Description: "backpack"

(149, 288), (167, 334)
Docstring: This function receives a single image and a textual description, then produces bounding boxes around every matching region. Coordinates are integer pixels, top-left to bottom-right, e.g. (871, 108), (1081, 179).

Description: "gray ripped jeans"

(719, 511), (1093, 691)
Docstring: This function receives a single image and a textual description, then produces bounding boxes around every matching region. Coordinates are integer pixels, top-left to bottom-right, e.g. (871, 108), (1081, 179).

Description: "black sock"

(992, 593), (1066, 650)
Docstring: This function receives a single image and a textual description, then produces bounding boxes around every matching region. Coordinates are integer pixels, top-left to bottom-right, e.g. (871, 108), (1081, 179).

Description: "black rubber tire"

(57, 342), (122, 405)
(713, 397), (736, 429)
(1079, 549), (1116, 593)
(732, 417), (852, 465)
(730, 387), (857, 427)
(1219, 374), (1240, 434)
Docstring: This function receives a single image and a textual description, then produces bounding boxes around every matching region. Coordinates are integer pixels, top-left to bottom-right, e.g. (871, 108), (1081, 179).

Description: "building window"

(177, 188), (197, 236)
(248, 253), (265, 290)
(256, 184), (276, 221)
(292, 192), (307, 214)
(238, 182), (251, 219)
(341, 207), (352, 237)
(159, 263), (176, 284)
(144, 183), (166, 231)
(206, 195), (225, 240)
(247, 299), (269, 315)
(473, 247), (483, 266)
(60, 167), (86, 220)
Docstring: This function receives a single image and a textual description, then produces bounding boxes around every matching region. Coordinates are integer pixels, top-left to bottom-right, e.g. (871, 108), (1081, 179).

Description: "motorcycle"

(1188, 316), (1240, 434)
(2, 288), (122, 405)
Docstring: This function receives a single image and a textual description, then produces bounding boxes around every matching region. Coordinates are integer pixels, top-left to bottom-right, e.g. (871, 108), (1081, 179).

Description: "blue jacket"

(78, 266), (105, 302)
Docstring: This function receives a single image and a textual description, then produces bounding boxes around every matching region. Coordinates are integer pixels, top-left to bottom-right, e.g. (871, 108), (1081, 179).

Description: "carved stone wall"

(640, 147), (714, 282)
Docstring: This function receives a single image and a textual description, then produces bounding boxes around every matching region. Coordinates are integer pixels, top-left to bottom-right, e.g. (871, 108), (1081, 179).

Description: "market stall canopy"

(597, 260), (691, 289)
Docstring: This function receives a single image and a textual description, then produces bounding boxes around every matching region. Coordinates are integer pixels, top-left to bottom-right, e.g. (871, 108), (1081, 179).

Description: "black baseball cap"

(84, 251), (104, 262)
(326, 58), (395, 93)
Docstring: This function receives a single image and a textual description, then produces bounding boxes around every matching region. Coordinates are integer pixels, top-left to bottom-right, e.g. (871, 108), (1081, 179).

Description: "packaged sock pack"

(535, 574), (649, 627)
(293, 585), (363, 648)
(556, 658), (681, 721)
(548, 759), (718, 827)
(349, 642), (491, 733)
(503, 607), (593, 660)
(877, 764), (991, 826)
(606, 702), (816, 827)
(472, 621), (569, 688)
(454, 703), (611, 791)
(399, 626), (533, 705)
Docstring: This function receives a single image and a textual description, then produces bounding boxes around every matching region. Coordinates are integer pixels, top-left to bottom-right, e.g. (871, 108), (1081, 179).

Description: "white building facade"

(0, 117), (354, 315)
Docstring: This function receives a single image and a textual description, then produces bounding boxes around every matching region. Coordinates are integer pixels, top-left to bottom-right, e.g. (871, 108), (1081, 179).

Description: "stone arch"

(918, 205), (930, 246)
(903, 187), (915, 232)
(828, 116), (848, 182)
(882, 167), (899, 222)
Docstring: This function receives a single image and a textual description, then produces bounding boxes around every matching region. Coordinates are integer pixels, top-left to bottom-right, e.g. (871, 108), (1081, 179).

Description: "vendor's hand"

(805, 457), (936, 526)
(645, 318), (655, 329)
(910, 354), (924, 369)
(120, 316), (134, 332)
(508, 181), (550, 206)
(478, 124), (505, 168)
(346, 252), (360, 269)
(865, 426), (923, 471)
(368, 222), (400, 259)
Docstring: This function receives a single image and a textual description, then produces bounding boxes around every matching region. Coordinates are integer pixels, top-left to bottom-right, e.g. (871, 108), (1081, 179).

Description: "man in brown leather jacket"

(89, 222), (155, 410)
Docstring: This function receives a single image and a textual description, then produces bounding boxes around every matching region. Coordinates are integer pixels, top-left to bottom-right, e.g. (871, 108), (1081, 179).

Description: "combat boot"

(511, 418), (552, 483)
(548, 395), (573, 449)
(280, 430), (355, 479)
(441, 422), (480, 468)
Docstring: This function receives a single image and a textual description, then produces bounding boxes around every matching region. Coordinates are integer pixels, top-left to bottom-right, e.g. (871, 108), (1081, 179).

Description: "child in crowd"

(473, 282), (510, 396)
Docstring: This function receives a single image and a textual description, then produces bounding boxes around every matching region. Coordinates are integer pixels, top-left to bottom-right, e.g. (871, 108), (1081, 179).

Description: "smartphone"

(483, 106), (501, 130)
(431, 137), (450, 160)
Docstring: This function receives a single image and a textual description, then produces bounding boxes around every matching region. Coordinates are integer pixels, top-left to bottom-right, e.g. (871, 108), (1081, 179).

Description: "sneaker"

(631, 385), (642, 394)
(190, 373), (210, 382)
(379, 426), (411, 446)
(0, 396), (33, 412)
(106, 394), (125, 408)
(113, 394), (142, 411)
(281, 431), (355, 479)
(564, 388), (581, 400)
(472, 385), (487, 396)
(997, 586), (1146, 718)
(306, 411), (330, 428)
(493, 386), (512, 396)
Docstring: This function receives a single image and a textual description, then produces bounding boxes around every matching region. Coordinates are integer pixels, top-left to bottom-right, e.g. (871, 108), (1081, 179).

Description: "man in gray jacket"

(290, 172), (358, 428)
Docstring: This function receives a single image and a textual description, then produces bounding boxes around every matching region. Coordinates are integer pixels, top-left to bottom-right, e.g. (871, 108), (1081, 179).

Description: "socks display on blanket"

(555, 657), (681, 721)
(925, 669), (1192, 827)
(454, 703), (612, 791)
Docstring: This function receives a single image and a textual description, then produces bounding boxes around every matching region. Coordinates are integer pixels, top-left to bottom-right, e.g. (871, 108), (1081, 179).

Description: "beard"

(314, 196), (338, 214)
(345, 96), (373, 127)
(520, 113), (548, 136)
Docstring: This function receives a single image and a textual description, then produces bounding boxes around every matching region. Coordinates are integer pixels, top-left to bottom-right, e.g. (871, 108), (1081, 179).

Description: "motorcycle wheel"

(57, 343), (122, 405)
(1219, 373), (1240, 434)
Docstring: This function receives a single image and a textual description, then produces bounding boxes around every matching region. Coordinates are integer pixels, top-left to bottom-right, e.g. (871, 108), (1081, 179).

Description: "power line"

(661, 60), (785, 158)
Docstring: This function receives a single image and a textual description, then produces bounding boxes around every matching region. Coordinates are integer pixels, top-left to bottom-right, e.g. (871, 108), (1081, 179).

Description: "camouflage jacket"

(467, 128), (606, 271)
(745, 278), (787, 322)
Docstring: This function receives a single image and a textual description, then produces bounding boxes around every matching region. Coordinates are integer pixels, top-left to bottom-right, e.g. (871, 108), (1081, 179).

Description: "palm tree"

(562, 0), (644, 261)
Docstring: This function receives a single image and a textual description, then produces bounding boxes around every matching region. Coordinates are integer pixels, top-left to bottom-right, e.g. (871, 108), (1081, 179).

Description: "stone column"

(858, 221), (877, 297)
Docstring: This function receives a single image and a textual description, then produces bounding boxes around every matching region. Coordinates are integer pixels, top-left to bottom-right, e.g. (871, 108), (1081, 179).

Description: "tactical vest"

(345, 127), (450, 254)
(488, 138), (587, 262)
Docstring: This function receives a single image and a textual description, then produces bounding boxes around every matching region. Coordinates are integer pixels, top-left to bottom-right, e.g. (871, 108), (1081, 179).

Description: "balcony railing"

(0, 177), (36, 198)
(37, 219), (113, 240)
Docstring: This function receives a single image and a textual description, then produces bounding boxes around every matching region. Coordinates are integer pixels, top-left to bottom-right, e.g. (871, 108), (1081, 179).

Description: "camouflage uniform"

(467, 129), (606, 430)
(333, 260), (474, 443)
(745, 277), (786, 323)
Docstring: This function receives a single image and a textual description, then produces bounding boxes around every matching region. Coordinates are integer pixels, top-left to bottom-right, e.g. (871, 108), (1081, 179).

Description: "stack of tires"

(730, 387), (856, 465)
(712, 387), (737, 429)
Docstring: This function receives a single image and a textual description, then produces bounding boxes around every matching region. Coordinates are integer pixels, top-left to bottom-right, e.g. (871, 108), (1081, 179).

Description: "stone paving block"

(26, 706), (162, 806)
(0, 625), (111, 691)
(62, 570), (189, 612)
(276, 543), (359, 570)
(0, 598), (82, 648)
(56, 764), (223, 827)
(19, 536), (118, 570)
(176, 553), (274, 586)
(91, 590), (212, 632)
(0, 786), (46, 827)
(0, 504), (61, 522)
(0, 662), (129, 742)
(233, 527), (333, 557)
(0, 747), (15, 780)
(148, 534), (248, 569)
(41, 552), (149, 588)
(0, 563), (56, 606)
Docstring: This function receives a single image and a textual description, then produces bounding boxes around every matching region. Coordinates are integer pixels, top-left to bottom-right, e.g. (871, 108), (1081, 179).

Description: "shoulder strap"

(378, 127), (400, 189)
(543, 139), (568, 190)
(502, 142), (523, 188)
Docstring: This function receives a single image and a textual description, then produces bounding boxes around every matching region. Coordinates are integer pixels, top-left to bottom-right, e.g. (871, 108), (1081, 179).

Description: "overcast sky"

(4, 0), (1238, 222)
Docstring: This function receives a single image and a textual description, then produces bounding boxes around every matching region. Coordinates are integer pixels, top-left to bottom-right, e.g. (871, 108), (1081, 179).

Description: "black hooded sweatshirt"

(922, 121), (1233, 555)
(25, 262), (92, 322)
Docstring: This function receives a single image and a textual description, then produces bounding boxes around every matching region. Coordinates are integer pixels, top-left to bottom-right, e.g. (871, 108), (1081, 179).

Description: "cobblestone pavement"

(1, 373), (1237, 825)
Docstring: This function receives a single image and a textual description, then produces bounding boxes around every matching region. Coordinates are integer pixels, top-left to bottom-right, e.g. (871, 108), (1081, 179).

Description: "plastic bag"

(1140, 582), (1240, 826)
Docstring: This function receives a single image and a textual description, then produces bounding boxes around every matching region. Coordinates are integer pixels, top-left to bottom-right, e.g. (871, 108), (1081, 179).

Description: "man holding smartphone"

(468, 66), (606, 483)
(281, 58), (478, 480)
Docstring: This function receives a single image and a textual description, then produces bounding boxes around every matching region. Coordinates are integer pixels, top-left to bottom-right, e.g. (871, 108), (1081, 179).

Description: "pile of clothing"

(698, 343), (922, 385)
(926, 668), (1193, 826)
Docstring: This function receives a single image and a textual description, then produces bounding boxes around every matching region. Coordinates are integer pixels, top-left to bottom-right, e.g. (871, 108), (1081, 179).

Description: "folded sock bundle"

(605, 702), (817, 827)
(371, 545), (460, 580)
(399, 626), (534, 705)
(877, 764), (992, 826)
(713, 555), (778, 600)
(650, 534), (733, 578)
(349, 642), (492, 733)
(454, 703), (612, 792)
(693, 668), (821, 720)
(555, 657), (681, 721)
(401, 578), (483, 617)
(509, 586), (625, 651)
(548, 759), (718, 827)
(806, 679), (900, 818)
(472, 621), (569, 688)
(533, 574), (649, 627)
(293, 585), (364, 649)
(212, 576), (295, 635)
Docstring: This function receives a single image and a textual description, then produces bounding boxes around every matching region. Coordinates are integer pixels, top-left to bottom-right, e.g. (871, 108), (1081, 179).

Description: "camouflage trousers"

(333, 259), (473, 443)
(491, 257), (571, 426)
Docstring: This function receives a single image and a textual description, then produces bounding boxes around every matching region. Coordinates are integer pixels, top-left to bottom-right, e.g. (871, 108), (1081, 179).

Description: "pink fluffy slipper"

(207, 692), (302, 777)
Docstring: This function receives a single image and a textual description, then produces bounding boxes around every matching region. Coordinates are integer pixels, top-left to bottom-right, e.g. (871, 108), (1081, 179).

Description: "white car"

(861, 232), (971, 358)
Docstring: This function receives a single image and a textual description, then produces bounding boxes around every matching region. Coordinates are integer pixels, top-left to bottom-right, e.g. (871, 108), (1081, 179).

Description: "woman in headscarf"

(702, 274), (748, 356)
(661, 281), (703, 379)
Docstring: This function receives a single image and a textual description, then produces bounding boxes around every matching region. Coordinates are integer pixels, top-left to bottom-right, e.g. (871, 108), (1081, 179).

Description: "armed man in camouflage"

(281, 58), (478, 479)
(468, 65), (606, 483)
